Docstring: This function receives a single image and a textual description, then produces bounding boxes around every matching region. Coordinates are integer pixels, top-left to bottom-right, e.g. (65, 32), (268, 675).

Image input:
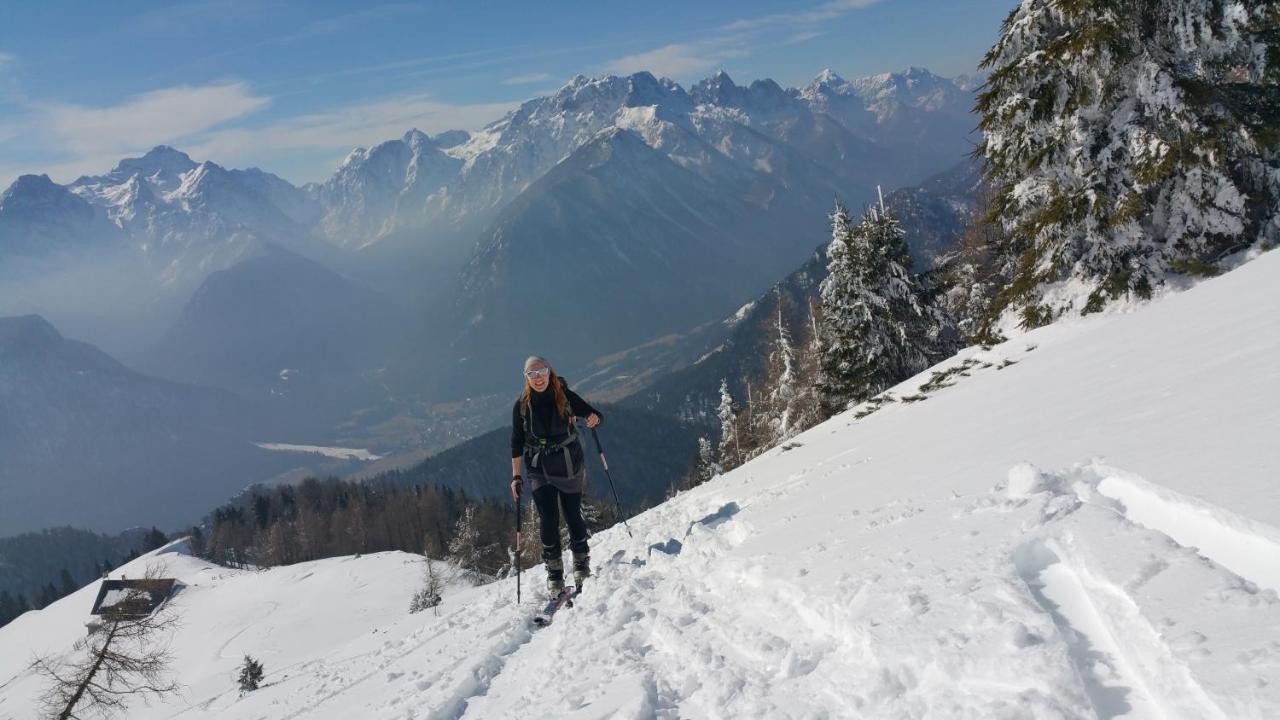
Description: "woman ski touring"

(510, 355), (602, 595)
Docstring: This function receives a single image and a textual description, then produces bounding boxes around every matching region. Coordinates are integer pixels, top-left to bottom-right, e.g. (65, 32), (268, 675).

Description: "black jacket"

(510, 379), (600, 459)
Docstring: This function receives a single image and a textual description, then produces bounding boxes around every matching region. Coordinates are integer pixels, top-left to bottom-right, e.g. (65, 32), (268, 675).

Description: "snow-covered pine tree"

(696, 436), (719, 484)
(977, 0), (1279, 328)
(816, 201), (862, 415)
(580, 499), (603, 535)
(767, 302), (800, 444)
(818, 199), (943, 412)
(445, 506), (483, 581)
(794, 299), (827, 429)
(716, 379), (741, 471)
(938, 185), (1008, 343)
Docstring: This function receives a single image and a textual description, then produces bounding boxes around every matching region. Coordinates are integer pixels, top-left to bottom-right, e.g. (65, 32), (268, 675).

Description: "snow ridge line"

(1089, 465), (1280, 593)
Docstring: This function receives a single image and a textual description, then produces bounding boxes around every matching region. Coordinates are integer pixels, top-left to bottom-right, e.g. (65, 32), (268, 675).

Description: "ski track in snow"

(1000, 462), (1280, 720)
(1014, 537), (1222, 720)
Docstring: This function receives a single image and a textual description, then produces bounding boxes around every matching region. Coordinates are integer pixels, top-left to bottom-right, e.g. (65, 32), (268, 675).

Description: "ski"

(532, 585), (579, 627)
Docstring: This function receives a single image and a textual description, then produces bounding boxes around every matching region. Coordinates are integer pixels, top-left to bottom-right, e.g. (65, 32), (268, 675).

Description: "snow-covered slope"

(0, 543), (475, 719)
(4, 251), (1276, 717)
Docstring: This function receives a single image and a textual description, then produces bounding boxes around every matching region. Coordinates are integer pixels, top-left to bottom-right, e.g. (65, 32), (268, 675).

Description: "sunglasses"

(524, 367), (551, 379)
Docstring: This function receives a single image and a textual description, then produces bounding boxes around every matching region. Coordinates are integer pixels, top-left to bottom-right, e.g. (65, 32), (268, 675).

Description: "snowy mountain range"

(0, 65), (979, 407)
(66, 146), (319, 295)
(0, 66), (976, 330)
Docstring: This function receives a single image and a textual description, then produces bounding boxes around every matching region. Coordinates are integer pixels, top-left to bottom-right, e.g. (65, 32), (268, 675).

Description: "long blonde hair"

(521, 367), (571, 419)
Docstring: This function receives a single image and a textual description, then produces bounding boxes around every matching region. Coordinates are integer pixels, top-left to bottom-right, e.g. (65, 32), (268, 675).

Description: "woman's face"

(526, 362), (551, 392)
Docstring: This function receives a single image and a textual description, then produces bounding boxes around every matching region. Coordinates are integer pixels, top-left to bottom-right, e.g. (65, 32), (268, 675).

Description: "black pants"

(532, 484), (589, 561)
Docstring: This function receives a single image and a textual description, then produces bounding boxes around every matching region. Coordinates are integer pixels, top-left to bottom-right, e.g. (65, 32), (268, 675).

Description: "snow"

(253, 442), (383, 461)
(2, 251), (1278, 718)
(724, 299), (757, 327)
(0, 545), (474, 719)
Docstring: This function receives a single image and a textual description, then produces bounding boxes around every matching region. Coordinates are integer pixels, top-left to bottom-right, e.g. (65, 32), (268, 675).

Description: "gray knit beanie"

(524, 355), (550, 372)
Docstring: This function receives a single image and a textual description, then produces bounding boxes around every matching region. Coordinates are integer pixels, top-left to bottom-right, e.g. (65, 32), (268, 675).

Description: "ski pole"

(590, 426), (633, 538)
(515, 491), (522, 604)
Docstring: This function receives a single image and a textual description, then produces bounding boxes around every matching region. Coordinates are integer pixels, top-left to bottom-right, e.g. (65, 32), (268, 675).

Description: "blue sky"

(0, 0), (1014, 187)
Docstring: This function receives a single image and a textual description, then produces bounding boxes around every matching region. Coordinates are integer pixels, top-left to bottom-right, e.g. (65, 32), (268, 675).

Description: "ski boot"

(572, 550), (590, 589)
(545, 555), (565, 595)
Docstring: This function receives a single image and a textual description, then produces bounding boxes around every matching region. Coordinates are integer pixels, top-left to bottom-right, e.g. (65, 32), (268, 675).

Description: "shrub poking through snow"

(237, 655), (264, 693)
(409, 559), (444, 616)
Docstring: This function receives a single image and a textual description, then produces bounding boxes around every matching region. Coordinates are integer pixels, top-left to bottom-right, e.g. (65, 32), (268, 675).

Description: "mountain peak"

(703, 69), (737, 89)
(143, 145), (192, 161)
(0, 174), (81, 213)
(0, 314), (63, 349)
(691, 70), (740, 105)
(951, 72), (988, 92)
(2, 173), (60, 199)
(813, 68), (846, 86)
(747, 78), (786, 96)
(111, 146), (197, 179)
(402, 128), (433, 148)
(862, 66), (946, 89)
(432, 130), (471, 148)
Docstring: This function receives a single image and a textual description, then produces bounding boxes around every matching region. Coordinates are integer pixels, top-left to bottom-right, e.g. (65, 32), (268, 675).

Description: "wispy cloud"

(786, 31), (826, 45)
(42, 83), (270, 160)
(256, 3), (422, 47)
(8, 82), (269, 181)
(502, 72), (554, 86)
(282, 47), (525, 88)
(0, 51), (14, 69)
(721, 0), (885, 33)
(603, 0), (886, 80)
(141, 3), (428, 85)
(128, 0), (278, 38)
